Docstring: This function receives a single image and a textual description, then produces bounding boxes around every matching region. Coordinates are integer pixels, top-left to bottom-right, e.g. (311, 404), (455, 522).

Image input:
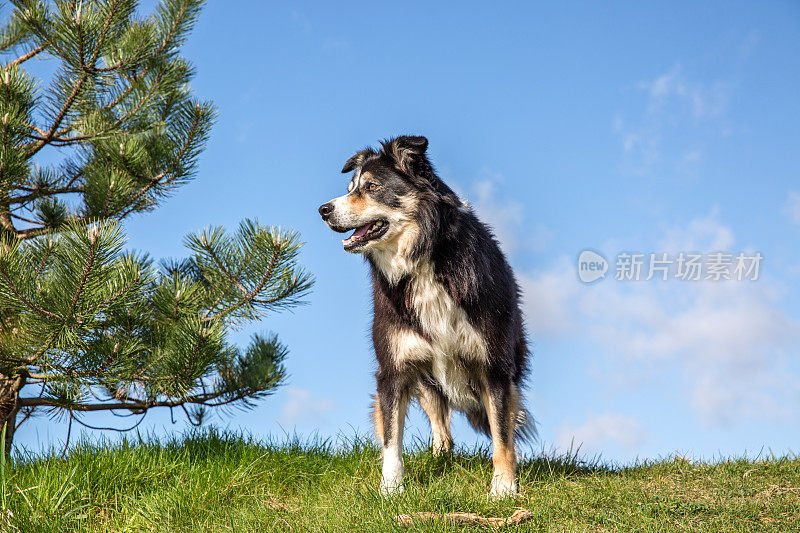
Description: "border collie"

(318, 136), (533, 498)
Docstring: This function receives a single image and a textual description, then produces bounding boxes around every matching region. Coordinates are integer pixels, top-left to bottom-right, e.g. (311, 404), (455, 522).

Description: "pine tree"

(0, 0), (312, 450)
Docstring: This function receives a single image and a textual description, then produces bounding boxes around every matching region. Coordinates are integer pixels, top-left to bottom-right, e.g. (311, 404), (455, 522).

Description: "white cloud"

(678, 149), (703, 177)
(527, 223), (555, 253)
(459, 168), (552, 255)
(322, 39), (351, 53)
(289, 10), (312, 34)
(520, 213), (800, 425)
(556, 414), (648, 453)
(739, 29), (761, 60)
(519, 259), (580, 336)
(613, 116), (660, 169)
(584, 280), (800, 424)
(470, 170), (525, 253)
(638, 64), (729, 119)
(783, 191), (800, 226)
(657, 208), (734, 252)
(615, 64), (731, 175)
(280, 387), (335, 426)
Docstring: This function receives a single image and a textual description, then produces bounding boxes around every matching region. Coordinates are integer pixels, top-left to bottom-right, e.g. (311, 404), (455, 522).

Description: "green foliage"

(0, 218), (311, 426)
(0, 1), (312, 442)
(1, 431), (799, 532)
(0, 0), (215, 237)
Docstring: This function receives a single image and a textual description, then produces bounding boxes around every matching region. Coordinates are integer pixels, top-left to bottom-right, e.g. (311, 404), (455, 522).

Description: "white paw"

(380, 475), (404, 497)
(489, 476), (518, 500)
(431, 443), (448, 457)
(381, 444), (404, 497)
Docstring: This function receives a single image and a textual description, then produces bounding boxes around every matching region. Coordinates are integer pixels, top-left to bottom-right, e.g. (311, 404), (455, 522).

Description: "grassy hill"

(1, 430), (798, 532)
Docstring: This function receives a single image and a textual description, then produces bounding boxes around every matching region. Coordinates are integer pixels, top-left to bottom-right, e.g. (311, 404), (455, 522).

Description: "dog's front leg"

(377, 373), (409, 496)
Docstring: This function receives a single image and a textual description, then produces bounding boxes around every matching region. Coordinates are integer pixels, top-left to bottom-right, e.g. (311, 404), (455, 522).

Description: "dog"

(318, 136), (533, 498)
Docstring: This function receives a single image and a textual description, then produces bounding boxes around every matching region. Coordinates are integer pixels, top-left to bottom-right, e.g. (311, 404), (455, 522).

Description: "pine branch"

(67, 0), (199, 122)
(16, 216), (91, 239)
(0, 264), (64, 321)
(204, 247), (280, 321)
(49, 66), (168, 143)
(66, 227), (99, 317)
(8, 44), (45, 67)
(102, 65), (151, 112)
(10, 184), (85, 206)
(26, 72), (89, 157)
(204, 245), (250, 298)
(116, 104), (203, 217)
(0, 1), (308, 446)
(9, 212), (39, 225)
(26, 0), (121, 158)
(24, 121), (48, 137)
(19, 384), (253, 411)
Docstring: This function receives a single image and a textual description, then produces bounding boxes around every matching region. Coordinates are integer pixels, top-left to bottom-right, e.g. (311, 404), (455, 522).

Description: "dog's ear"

(384, 136), (429, 175)
(341, 149), (375, 173)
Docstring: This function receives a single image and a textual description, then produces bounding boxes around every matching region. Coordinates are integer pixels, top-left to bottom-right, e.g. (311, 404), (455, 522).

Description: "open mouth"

(342, 220), (389, 250)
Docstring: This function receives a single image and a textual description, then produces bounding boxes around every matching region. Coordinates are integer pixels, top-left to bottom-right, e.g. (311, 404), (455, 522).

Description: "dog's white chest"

(408, 264), (487, 408)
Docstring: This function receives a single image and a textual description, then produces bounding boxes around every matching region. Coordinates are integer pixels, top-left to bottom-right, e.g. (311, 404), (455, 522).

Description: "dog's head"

(318, 136), (434, 254)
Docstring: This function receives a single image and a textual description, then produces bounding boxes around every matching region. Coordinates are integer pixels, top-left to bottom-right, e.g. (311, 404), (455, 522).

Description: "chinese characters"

(613, 252), (762, 281)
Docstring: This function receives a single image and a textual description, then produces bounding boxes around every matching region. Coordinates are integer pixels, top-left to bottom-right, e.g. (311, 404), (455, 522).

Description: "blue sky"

(15, 1), (800, 463)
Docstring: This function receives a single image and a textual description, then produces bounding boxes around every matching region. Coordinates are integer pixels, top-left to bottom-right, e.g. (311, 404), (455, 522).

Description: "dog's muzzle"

(318, 202), (334, 220)
(318, 200), (390, 251)
(318, 202), (348, 233)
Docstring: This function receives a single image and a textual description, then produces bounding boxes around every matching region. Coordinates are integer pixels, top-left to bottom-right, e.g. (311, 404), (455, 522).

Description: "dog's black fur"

(320, 136), (533, 495)
(368, 149), (530, 440)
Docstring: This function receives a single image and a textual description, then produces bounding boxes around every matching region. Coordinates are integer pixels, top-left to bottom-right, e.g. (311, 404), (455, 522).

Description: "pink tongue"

(351, 223), (372, 239)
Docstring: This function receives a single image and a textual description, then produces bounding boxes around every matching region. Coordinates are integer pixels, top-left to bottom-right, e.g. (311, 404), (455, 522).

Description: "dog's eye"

(366, 182), (378, 191)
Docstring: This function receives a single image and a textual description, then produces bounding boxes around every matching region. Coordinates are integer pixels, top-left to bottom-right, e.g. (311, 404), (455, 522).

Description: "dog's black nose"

(318, 202), (334, 219)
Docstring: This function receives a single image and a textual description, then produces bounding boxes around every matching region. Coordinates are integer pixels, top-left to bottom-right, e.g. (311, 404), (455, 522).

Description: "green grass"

(1, 430), (798, 532)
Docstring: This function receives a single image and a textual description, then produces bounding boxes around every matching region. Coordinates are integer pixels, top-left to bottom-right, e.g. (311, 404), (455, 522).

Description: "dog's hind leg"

(417, 380), (452, 455)
(481, 380), (520, 499)
(377, 372), (409, 496)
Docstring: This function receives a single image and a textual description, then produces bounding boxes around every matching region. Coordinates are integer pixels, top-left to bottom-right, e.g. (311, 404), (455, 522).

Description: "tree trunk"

(0, 197), (20, 453)
(0, 373), (23, 453)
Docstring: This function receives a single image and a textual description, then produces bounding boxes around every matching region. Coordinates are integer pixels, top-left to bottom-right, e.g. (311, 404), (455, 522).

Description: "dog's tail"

(369, 394), (384, 447)
(515, 406), (538, 444)
(465, 405), (538, 444)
